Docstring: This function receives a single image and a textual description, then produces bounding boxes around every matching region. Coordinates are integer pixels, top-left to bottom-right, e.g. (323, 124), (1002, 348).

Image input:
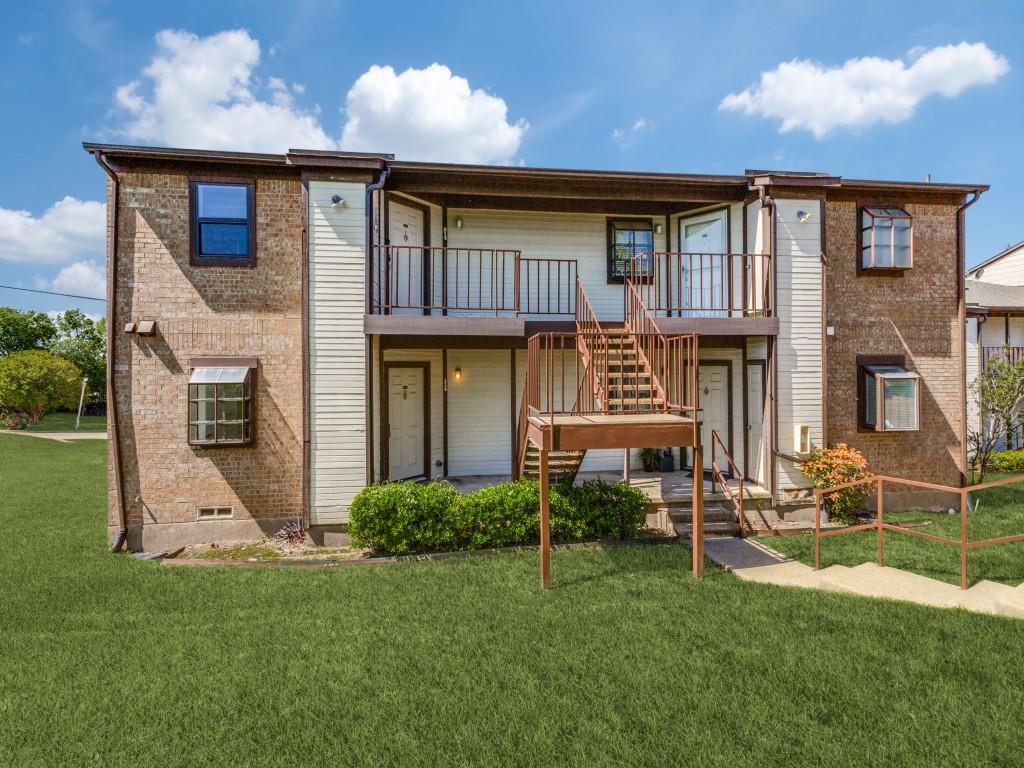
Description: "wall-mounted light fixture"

(655, 223), (664, 235)
(455, 217), (464, 229)
(331, 194), (346, 208)
(796, 210), (812, 223)
(453, 367), (463, 382)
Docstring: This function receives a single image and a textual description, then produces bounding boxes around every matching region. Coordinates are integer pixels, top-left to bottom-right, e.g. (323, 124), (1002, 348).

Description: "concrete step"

(674, 520), (741, 538)
(733, 561), (851, 592)
(668, 506), (736, 523)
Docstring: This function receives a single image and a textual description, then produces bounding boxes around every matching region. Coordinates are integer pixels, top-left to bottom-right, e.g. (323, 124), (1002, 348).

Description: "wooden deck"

(526, 412), (698, 452)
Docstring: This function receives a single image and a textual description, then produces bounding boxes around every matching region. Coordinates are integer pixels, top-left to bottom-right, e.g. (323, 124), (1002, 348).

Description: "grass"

(1, 435), (1023, 766)
(0, 410), (107, 432)
(766, 475), (1024, 587)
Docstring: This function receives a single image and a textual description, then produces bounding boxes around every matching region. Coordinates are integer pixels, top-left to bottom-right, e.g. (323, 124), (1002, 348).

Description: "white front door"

(680, 210), (728, 316)
(746, 363), (765, 484)
(698, 364), (729, 472)
(388, 201), (425, 315)
(388, 367), (425, 480)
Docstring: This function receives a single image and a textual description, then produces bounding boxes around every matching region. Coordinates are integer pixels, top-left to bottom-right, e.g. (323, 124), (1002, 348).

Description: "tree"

(970, 349), (1024, 481)
(0, 350), (81, 424)
(0, 307), (56, 356)
(46, 309), (106, 403)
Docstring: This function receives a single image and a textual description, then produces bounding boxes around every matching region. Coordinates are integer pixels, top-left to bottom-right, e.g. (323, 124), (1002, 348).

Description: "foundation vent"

(197, 506), (233, 521)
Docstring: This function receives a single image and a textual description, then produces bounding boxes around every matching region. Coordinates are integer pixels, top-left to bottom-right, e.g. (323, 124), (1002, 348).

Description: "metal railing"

(981, 346), (1024, 369)
(710, 430), (749, 537)
(627, 252), (772, 318)
(814, 473), (1024, 590)
(371, 245), (576, 316)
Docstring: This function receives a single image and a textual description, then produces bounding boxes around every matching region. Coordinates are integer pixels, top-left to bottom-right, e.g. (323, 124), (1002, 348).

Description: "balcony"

(367, 245), (776, 336)
(981, 346), (1024, 369)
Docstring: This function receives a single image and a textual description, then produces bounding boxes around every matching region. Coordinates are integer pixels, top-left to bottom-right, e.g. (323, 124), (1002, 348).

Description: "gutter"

(365, 165), (390, 485)
(92, 151), (129, 552)
(957, 189), (985, 484)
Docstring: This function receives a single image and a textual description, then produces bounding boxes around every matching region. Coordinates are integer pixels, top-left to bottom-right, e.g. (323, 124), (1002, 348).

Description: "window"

(861, 207), (912, 270)
(197, 506), (233, 520)
(188, 361), (255, 445)
(191, 181), (255, 266)
(862, 364), (920, 431)
(607, 219), (654, 282)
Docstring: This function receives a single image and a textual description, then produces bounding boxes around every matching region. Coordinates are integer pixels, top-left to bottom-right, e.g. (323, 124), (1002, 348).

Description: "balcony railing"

(371, 245), (576, 317)
(627, 252), (772, 318)
(981, 346), (1024, 370)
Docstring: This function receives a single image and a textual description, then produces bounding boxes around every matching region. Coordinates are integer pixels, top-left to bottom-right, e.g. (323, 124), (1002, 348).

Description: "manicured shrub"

(348, 481), (463, 554)
(348, 478), (650, 555)
(801, 442), (870, 525)
(989, 449), (1024, 473)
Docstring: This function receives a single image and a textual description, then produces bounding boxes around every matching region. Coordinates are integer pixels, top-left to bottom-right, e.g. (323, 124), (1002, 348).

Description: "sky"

(1, 0), (1022, 317)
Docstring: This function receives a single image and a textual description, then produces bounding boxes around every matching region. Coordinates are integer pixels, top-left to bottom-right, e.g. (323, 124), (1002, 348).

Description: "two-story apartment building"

(84, 142), (985, 551)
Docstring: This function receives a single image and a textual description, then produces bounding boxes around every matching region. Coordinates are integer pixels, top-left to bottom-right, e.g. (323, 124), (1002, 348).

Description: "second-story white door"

(680, 210), (728, 317)
(388, 201), (425, 315)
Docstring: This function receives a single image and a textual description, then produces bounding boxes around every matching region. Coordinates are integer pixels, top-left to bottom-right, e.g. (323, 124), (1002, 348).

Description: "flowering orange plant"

(801, 443), (870, 525)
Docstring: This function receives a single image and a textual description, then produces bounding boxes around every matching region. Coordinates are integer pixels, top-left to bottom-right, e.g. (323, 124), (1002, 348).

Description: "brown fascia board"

(83, 142), (290, 166)
(286, 148), (393, 170)
(838, 178), (989, 195)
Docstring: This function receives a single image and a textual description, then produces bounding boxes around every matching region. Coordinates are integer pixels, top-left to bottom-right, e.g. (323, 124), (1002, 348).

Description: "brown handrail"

(710, 429), (749, 536)
(813, 472), (1024, 590)
(628, 251), (772, 317)
(624, 277), (671, 409)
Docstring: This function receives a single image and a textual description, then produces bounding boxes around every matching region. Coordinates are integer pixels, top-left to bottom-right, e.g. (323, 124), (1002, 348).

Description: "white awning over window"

(189, 367), (250, 384)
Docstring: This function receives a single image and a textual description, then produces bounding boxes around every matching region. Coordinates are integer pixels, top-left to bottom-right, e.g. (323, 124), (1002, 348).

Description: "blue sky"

(1, 0), (1022, 316)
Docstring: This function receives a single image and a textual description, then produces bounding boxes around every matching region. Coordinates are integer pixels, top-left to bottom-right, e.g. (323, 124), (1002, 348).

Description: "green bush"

(349, 478), (650, 555)
(989, 449), (1024, 473)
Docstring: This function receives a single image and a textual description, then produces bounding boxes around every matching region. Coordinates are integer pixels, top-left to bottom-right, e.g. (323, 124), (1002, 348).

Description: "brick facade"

(109, 168), (304, 548)
(825, 200), (965, 500)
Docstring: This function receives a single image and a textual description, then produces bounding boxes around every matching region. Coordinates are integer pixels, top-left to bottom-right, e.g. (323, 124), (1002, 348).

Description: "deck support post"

(539, 448), (551, 589)
(692, 436), (704, 579)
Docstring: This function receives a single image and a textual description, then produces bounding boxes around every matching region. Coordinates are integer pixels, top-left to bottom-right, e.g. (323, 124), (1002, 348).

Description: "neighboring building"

(966, 242), (1024, 448)
(84, 142), (985, 549)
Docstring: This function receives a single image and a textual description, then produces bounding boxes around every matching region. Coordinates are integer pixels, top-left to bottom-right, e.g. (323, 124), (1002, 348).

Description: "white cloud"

(49, 260), (106, 300)
(114, 29), (334, 152)
(720, 42), (1009, 138)
(110, 29), (528, 164)
(340, 63), (527, 163)
(0, 197), (105, 264)
(611, 117), (649, 148)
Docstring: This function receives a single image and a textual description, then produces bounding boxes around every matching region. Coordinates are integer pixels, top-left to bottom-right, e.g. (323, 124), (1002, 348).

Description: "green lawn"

(2, 435), (1024, 767)
(766, 477), (1024, 587)
(0, 410), (107, 432)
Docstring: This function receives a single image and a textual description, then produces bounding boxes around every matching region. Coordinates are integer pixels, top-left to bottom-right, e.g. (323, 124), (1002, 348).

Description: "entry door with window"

(697, 364), (729, 472)
(680, 210), (727, 317)
(388, 202), (426, 314)
(388, 367), (425, 480)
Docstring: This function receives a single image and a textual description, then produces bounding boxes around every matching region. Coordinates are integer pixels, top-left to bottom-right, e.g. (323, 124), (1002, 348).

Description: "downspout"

(750, 180), (777, 500)
(365, 165), (390, 484)
(957, 189), (985, 484)
(93, 152), (128, 552)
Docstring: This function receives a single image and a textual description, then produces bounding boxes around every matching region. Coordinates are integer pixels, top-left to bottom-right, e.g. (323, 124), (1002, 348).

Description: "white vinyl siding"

(447, 209), (667, 322)
(309, 181), (367, 523)
(965, 317), (981, 437)
(969, 245), (1024, 285)
(773, 199), (823, 492)
(447, 349), (515, 476)
(980, 317), (1008, 347)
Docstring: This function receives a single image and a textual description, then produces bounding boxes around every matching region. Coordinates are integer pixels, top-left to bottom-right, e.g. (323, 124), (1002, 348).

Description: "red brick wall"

(825, 200), (964, 495)
(109, 169), (304, 542)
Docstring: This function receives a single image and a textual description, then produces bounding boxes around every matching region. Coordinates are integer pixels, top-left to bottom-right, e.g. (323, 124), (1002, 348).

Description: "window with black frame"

(188, 365), (255, 445)
(607, 219), (654, 282)
(191, 181), (254, 265)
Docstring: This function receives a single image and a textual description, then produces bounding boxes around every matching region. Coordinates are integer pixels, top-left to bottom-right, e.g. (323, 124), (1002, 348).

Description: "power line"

(0, 284), (106, 302)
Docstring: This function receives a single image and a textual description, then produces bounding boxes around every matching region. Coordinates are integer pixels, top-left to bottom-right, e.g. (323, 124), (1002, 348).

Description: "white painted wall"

(969, 244), (1024, 285)
(773, 199), (823, 493)
(309, 180), (368, 523)
(447, 349), (515, 476)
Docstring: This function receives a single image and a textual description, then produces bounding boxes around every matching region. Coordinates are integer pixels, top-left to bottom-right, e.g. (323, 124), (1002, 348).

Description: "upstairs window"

(862, 364), (919, 432)
(188, 360), (256, 445)
(608, 219), (654, 283)
(191, 181), (255, 266)
(861, 207), (912, 270)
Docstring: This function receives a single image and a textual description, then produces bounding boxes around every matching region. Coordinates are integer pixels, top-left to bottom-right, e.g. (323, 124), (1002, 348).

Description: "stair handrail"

(710, 429), (749, 536)
(575, 279), (610, 411)
(624, 277), (671, 412)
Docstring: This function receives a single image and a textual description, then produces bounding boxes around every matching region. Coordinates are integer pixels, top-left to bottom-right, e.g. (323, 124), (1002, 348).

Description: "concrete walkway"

(3, 430), (106, 443)
(704, 537), (1024, 620)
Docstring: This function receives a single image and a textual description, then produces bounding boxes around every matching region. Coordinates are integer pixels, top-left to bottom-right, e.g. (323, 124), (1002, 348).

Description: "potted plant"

(639, 447), (662, 472)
